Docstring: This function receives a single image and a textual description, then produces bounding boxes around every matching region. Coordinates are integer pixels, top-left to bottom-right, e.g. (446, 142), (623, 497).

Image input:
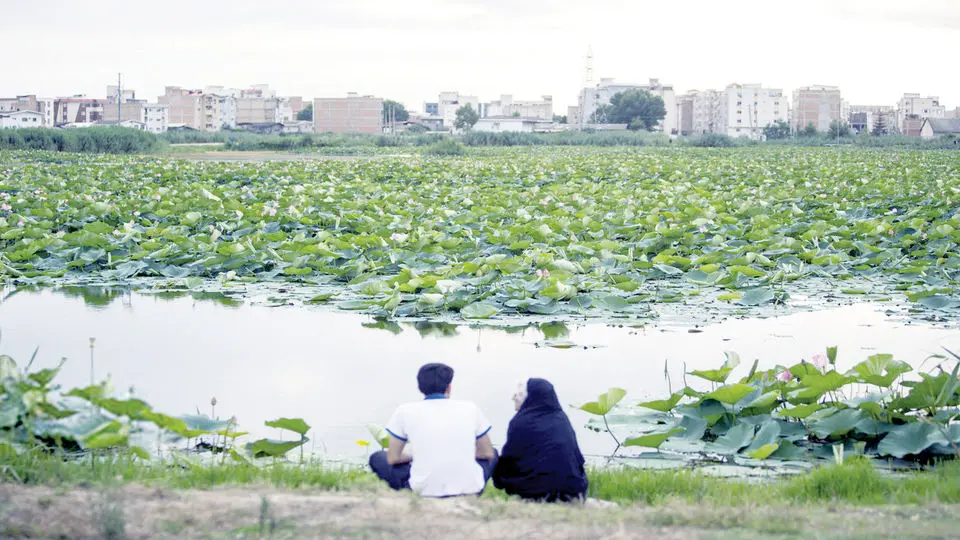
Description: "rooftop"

(923, 118), (960, 133)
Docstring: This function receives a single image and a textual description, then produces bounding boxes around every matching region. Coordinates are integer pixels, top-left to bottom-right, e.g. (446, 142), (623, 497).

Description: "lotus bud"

(211, 396), (218, 407)
(89, 337), (96, 348)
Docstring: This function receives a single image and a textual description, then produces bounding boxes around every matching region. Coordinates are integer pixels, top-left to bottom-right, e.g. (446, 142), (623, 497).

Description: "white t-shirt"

(385, 397), (492, 497)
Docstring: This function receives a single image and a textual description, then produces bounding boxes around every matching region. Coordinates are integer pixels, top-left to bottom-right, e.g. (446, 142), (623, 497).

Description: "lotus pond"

(1, 147), (959, 475)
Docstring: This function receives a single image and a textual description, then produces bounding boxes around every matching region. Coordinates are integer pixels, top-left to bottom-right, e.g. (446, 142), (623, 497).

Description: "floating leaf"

(460, 302), (499, 319)
(265, 417), (311, 436)
(623, 428), (684, 449)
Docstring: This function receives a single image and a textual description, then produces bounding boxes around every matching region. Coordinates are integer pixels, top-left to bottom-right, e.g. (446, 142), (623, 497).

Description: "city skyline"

(2, 0), (959, 112)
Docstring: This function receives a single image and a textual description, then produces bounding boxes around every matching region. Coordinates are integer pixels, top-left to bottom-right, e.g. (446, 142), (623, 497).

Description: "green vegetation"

(2, 148), (960, 322)
(762, 120), (791, 140)
(0, 350), (313, 464)
(424, 137), (466, 156)
(0, 127), (160, 154)
(382, 99), (409, 123)
(296, 103), (312, 121)
(574, 348), (960, 467)
(454, 104), (479, 130)
(591, 89), (667, 131)
(5, 446), (960, 507)
(586, 458), (960, 505)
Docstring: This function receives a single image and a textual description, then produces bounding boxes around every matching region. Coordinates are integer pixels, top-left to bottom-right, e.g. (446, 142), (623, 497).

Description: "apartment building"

(718, 84), (788, 139)
(576, 78), (677, 133)
(485, 95), (553, 120)
(677, 90), (723, 136)
(54, 97), (107, 125)
(159, 87), (204, 130)
(313, 94), (383, 134)
(101, 100), (169, 133)
(0, 95), (55, 126)
(847, 105), (896, 134)
(792, 85), (843, 132)
(896, 93), (945, 133)
(678, 94), (694, 135)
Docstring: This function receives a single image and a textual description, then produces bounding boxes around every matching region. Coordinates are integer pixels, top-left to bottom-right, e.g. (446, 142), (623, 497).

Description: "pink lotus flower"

(535, 269), (550, 278)
(812, 354), (829, 371)
(17, 220), (24, 227)
(0, 203), (11, 212)
(699, 225), (708, 233)
(778, 370), (793, 382)
(133, 211), (141, 217)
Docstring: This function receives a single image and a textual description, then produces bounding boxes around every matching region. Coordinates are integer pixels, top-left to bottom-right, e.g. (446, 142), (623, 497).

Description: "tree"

(872, 113), (887, 136)
(800, 122), (818, 137)
(552, 114), (568, 124)
(382, 100), (409, 124)
(606, 89), (666, 131)
(762, 120), (791, 140)
(296, 103), (313, 121)
(511, 111), (521, 118)
(454, 104), (479, 130)
(828, 120), (852, 139)
(589, 104), (612, 124)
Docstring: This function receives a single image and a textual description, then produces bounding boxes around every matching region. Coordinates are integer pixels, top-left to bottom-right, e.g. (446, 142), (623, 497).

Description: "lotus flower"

(0, 203), (11, 212)
(390, 232), (408, 242)
(778, 370), (793, 382)
(699, 225), (708, 233)
(812, 354), (828, 371)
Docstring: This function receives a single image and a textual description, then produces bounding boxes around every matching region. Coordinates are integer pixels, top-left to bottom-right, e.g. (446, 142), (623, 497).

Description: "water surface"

(1, 289), (957, 460)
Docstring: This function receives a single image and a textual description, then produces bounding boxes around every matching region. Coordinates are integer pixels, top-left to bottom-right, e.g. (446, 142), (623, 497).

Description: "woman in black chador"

(493, 378), (588, 502)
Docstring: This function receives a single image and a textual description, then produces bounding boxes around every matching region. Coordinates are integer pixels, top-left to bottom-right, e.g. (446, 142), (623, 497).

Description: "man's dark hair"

(417, 363), (454, 395)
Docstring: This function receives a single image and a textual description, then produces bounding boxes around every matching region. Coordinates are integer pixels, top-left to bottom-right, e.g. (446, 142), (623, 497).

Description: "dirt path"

(2, 485), (958, 539)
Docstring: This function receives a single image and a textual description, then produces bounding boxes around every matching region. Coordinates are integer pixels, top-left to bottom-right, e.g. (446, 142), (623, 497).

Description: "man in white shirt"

(369, 363), (498, 497)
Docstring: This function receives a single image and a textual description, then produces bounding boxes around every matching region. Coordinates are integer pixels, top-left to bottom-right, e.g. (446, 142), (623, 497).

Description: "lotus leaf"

(265, 417), (311, 436)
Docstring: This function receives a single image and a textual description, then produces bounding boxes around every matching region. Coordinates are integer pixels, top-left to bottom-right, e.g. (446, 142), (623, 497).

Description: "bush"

(688, 133), (739, 147)
(0, 127), (160, 154)
(424, 138), (466, 156)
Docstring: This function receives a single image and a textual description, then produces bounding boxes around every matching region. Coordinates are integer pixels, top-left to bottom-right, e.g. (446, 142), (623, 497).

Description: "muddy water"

(1, 289), (957, 460)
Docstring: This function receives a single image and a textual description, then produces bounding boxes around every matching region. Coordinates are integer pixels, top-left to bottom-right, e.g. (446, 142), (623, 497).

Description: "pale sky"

(2, 0), (958, 112)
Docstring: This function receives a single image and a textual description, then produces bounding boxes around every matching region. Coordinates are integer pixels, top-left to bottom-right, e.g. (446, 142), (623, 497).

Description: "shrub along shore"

(2, 126), (960, 155)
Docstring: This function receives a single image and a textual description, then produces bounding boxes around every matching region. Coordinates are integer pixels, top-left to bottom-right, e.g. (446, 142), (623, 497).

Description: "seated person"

(493, 378), (588, 502)
(369, 362), (498, 497)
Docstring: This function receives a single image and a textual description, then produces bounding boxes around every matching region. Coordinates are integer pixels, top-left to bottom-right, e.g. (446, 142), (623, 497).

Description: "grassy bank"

(5, 451), (960, 507)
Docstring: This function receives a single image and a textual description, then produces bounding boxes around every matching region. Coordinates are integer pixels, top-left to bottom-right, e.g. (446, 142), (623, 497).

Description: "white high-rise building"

(896, 93), (945, 133)
(485, 95), (553, 120)
(718, 83), (789, 139)
(142, 103), (169, 133)
(576, 78), (676, 133)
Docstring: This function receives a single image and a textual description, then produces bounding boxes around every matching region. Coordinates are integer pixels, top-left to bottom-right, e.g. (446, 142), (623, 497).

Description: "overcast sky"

(2, 0), (958, 112)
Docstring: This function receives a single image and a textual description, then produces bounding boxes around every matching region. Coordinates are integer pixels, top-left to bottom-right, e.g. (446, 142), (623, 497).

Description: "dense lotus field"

(1, 148), (959, 321)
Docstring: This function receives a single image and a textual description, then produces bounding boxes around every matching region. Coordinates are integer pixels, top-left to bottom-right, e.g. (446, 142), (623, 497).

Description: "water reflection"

(0, 287), (957, 463)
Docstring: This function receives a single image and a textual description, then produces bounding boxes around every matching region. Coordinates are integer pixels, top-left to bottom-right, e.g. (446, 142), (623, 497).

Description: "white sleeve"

(385, 406), (408, 441)
(474, 405), (492, 439)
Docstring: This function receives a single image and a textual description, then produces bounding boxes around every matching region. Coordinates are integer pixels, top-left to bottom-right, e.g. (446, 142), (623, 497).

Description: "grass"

(6, 450), (960, 507)
(584, 457), (960, 506)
